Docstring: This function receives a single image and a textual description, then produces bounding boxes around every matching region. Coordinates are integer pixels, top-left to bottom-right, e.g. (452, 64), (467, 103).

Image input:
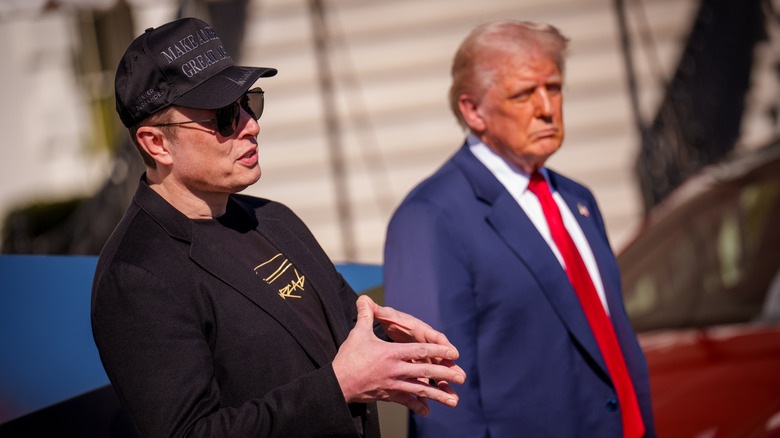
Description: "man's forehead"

(496, 52), (562, 81)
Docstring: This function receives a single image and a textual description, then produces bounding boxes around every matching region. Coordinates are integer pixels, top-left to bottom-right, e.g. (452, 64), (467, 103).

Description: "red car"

(618, 145), (780, 438)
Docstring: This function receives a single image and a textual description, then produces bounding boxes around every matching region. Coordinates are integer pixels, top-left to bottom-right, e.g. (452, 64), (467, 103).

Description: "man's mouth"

(535, 127), (558, 136)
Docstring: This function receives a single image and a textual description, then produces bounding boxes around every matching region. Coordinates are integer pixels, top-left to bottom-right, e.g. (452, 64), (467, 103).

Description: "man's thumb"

(355, 295), (376, 329)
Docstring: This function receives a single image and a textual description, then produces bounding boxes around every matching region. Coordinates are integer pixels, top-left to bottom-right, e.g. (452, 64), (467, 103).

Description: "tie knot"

(527, 171), (549, 197)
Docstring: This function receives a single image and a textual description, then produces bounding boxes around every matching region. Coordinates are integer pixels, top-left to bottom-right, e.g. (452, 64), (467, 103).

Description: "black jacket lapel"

(134, 178), (333, 368)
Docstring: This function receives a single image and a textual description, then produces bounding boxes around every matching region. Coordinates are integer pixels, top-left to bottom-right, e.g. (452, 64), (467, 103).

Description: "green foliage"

(1, 197), (87, 254)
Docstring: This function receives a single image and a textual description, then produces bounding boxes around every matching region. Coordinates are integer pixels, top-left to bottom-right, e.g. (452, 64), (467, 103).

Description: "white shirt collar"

(465, 132), (610, 314)
(465, 133), (552, 194)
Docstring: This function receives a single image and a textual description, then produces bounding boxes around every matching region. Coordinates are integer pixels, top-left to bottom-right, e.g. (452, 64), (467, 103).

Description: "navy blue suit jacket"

(384, 144), (655, 437)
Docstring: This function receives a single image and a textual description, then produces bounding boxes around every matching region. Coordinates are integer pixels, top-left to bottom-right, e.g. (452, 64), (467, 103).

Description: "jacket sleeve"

(383, 198), (490, 438)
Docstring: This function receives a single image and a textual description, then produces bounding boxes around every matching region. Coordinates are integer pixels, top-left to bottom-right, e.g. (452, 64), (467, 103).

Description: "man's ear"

(457, 94), (486, 133)
(136, 126), (173, 166)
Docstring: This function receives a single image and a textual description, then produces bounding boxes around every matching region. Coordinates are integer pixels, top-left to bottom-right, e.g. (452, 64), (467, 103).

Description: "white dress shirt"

(467, 134), (610, 314)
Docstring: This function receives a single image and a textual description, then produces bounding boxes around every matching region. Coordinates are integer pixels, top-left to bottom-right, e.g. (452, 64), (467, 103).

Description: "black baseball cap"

(115, 17), (277, 128)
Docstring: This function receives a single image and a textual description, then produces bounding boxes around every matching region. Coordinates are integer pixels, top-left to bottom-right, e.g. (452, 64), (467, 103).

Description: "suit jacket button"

(606, 398), (619, 412)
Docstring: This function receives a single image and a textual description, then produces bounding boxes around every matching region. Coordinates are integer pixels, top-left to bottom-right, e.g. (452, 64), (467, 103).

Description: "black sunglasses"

(154, 87), (265, 137)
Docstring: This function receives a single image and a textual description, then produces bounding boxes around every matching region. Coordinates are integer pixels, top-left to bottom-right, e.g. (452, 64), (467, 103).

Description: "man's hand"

(369, 296), (456, 348)
(332, 295), (466, 416)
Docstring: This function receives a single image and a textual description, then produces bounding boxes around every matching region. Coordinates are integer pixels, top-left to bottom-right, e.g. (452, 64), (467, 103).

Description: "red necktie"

(527, 172), (645, 438)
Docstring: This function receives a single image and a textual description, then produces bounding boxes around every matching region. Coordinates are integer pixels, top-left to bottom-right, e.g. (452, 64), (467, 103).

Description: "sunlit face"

(163, 103), (262, 198)
(468, 47), (564, 173)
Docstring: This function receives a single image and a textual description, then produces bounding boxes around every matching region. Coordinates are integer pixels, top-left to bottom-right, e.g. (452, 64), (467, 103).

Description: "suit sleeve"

(383, 198), (490, 438)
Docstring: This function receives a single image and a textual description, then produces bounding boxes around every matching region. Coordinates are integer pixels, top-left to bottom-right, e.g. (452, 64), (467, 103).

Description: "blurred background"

(1, 0), (777, 264)
(2, 1), (780, 436)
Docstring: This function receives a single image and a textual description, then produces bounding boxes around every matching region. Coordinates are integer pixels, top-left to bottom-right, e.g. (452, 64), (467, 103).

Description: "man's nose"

(239, 107), (260, 137)
(534, 88), (553, 118)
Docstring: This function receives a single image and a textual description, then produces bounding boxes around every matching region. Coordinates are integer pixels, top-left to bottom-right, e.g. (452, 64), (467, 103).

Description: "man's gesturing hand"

(332, 295), (466, 417)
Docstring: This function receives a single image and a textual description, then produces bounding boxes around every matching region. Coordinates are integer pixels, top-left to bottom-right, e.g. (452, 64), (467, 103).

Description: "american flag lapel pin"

(577, 203), (590, 217)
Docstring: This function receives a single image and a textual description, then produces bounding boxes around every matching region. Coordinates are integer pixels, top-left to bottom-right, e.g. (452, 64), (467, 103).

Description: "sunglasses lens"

(213, 88), (264, 137)
(215, 102), (240, 137)
(244, 88), (265, 121)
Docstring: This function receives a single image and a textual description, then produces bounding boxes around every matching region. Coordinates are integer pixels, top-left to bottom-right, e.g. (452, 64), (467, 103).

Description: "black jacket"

(91, 177), (380, 438)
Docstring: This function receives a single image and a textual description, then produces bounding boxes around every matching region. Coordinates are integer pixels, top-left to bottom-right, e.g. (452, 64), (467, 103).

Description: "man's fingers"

(419, 330), (457, 354)
(397, 342), (462, 365)
(396, 378), (459, 408)
(373, 304), (459, 354)
(417, 395), (431, 413)
(389, 392), (431, 417)
(430, 380), (459, 398)
(344, 295), (465, 414)
(393, 352), (466, 387)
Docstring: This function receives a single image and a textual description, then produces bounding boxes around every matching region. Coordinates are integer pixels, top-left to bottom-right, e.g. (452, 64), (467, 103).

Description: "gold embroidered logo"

(255, 254), (305, 299)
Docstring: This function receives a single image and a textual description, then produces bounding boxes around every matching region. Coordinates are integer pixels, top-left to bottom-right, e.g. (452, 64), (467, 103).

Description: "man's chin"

(232, 172), (262, 193)
(534, 137), (563, 155)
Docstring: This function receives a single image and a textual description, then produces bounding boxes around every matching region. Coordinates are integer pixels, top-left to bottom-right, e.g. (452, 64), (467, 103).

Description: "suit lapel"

(552, 173), (623, 316)
(453, 146), (609, 376)
(487, 192), (608, 375)
(553, 174), (635, 359)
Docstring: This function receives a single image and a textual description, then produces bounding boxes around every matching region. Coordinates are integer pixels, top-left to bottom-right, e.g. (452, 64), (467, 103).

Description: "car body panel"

(619, 144), (780, 438)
